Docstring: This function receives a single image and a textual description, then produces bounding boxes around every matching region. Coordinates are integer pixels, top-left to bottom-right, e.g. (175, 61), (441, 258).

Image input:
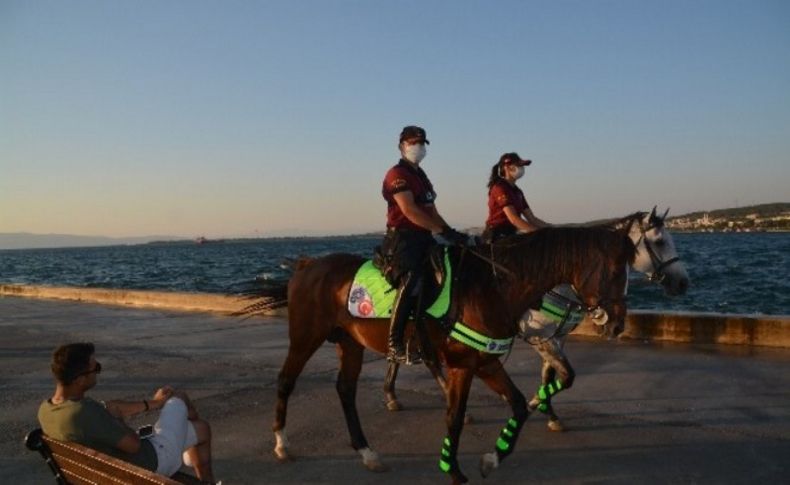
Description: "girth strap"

(449, 322), (513, 354)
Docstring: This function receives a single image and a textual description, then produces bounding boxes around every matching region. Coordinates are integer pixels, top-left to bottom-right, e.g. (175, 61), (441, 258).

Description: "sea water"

(1, 233), (788, 316)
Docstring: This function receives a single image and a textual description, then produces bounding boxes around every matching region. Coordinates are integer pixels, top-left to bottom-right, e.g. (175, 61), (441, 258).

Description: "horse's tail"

(233, 280), (289, 318)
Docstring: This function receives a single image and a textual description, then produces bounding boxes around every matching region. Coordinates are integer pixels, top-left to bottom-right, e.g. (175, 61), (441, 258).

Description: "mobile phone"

(137, 425), (154, 438)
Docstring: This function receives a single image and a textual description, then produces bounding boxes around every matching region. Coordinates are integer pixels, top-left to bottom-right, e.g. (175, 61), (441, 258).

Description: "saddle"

(348, 246), (452, 321)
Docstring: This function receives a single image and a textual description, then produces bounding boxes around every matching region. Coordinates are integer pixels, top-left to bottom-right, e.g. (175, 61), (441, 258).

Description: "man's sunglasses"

(76, 361), (102, 378)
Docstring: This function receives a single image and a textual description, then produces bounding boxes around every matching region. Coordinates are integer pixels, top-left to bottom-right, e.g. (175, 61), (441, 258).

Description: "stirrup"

(386, 344), (422, 366)
(404, 339), (422, 366)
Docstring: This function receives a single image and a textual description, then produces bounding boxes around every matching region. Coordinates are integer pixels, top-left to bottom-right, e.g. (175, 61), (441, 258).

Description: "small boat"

(195, 236), (225, 245)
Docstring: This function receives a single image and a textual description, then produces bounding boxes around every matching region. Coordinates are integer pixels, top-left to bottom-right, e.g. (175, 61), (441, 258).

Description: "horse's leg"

(272, 337), (325, 461)
(474, 360), (529, 478)
(439, 367), (474, 485)
(383, 362), (401, 411)
(336, 335), (387, 472)
(528, 337), (575, 432)
(384, 359), (449, 412)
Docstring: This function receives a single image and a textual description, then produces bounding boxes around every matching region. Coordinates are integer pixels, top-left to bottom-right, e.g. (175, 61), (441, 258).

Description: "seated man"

(38, 342), (217, 483)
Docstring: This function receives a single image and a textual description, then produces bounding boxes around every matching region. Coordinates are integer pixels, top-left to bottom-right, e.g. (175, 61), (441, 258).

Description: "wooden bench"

(25, 428), (203, 485)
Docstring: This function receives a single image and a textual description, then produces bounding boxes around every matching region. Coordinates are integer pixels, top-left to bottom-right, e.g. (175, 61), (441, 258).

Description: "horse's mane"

(486, 223), (637, 285)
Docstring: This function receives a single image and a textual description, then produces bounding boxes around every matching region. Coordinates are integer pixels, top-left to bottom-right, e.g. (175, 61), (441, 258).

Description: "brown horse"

(242, 224), (637, 484)
(382, 209), (690, 430)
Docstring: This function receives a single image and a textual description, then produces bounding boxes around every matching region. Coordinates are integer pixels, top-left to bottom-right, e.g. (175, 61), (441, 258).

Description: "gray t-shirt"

(38, 397), (157, 471)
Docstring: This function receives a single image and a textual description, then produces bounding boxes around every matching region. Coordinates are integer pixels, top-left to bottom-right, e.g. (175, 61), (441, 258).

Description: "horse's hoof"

(364, 460), (389, 473)
(452, 470), (470, 484)
(479, 452), (499, 478)
(386, 399), (402, 412)
(360, 448), (389, 473)
(273, 446), (290, 462)
(547, 419), (564, 432)
(463, 413), (473, 425)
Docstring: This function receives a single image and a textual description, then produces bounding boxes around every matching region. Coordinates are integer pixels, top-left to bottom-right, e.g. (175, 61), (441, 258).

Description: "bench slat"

(42, 434), (185, 485)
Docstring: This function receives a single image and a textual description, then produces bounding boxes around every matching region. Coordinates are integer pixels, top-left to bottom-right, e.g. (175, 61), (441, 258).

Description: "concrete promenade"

(2, 295), (789, 484)
(3, 284), (789, 348)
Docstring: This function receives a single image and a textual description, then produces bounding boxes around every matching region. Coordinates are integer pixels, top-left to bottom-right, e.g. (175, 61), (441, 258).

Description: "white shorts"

(148, 397), (198, 476)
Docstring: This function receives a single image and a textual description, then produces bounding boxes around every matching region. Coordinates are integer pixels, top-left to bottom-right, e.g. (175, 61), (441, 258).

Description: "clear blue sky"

(2, 1), (789, 238)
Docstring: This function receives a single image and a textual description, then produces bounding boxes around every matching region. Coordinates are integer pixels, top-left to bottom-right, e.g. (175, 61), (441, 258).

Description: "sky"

(1, 1), (789, 238)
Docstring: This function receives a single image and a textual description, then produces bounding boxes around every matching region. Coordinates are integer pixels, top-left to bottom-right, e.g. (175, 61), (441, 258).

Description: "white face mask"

(403, 144), (427, 164)
(511, 166), (525, 180)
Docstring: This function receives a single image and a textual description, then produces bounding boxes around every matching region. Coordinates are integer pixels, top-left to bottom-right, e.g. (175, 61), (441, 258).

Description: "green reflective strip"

(507, 418), (518, 429)
(555, 379), (563, 390)
(443, 437), (451, 447)
(452, 322), (491, 343)
(426, 250), (452, 318)
(540, 301), (568, 320)
(449, 322), (514, 354)
(449, 329), (487, 352)
(502, 427), (513, 438)
(496, 437), (510, 452)
(538, 386), (547, 400)
(538, 403), (548, 412)
(547, 383), (555, 394)
(439, 459), (451, 473)
(441, 448), (450, 457)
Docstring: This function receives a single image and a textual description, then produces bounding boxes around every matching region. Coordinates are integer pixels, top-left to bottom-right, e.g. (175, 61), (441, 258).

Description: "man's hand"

(440, 226), (469, 246)
(149, 386), (174, 410)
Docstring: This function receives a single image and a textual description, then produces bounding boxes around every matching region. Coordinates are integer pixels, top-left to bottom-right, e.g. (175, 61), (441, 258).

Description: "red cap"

(499, 152), (532, 166)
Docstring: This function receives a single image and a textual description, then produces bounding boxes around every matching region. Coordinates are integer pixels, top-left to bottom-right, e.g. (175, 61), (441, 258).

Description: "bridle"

(634, 217), (681, 284)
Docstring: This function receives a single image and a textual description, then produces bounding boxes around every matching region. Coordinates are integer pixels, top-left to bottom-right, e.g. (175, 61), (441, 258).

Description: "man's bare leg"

(184, 418), (214, 482)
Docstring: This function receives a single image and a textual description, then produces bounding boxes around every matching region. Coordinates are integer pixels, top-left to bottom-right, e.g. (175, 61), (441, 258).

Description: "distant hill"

(667, 202), (790, 221)
(0, 233), (185, 250)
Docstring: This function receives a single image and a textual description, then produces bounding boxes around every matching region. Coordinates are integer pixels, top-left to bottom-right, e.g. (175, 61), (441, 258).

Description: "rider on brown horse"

(381, 125), (468, 364)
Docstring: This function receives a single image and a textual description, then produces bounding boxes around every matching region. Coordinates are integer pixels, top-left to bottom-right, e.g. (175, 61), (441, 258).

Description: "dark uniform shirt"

(382, 159), (436, 232)
(485, 179), (529, 232)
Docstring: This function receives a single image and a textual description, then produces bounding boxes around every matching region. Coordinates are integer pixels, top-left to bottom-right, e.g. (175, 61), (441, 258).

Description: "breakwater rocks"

(2, 284), (788, 348)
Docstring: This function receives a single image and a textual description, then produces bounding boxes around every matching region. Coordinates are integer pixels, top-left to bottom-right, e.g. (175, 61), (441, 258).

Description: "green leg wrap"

(536, 379), (563, 414)
(495, 417), (521, 459)
(439, 436), (454, 474)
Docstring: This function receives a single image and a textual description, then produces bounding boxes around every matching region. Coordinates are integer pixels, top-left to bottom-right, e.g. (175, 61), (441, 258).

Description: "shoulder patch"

(391, 178), (407, 190)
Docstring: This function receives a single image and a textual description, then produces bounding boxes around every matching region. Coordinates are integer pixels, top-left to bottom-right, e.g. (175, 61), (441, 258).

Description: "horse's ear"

(662, 207), (670, 221)
(650, 206), (657, 220)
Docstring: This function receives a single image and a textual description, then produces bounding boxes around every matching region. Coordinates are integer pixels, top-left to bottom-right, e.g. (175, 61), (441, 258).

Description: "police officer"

(483, 152), (550, 242)
(381, 125), (467, 364)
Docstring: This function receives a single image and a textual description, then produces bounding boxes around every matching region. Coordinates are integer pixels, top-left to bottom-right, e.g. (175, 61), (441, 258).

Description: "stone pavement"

(2, 296), (788, 484)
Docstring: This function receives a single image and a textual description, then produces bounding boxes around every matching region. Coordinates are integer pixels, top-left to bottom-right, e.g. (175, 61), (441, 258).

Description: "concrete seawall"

(2, 284), (788, 348)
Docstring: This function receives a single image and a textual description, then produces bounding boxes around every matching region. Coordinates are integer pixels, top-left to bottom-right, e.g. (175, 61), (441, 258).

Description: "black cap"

(399, 125), (429, 145)
(499, 152), (532, 167)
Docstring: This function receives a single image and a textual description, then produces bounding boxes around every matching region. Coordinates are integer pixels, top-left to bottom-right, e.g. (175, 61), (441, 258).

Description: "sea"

(1, 233), (788, 316)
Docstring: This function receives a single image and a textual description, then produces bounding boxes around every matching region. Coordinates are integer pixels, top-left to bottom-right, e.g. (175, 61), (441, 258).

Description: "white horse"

(520, 207), (689, 431)
(383, 207), (690, 433)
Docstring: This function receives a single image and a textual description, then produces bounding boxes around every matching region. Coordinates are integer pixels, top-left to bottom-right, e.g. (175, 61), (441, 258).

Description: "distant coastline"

(2, 202), (787, 250)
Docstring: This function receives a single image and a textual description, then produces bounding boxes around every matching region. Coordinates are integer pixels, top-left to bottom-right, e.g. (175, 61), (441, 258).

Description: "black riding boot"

(387, 273), (420, 364)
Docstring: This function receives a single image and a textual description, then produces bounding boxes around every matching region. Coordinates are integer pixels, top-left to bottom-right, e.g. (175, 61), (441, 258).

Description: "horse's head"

(627, 207), (690, 296)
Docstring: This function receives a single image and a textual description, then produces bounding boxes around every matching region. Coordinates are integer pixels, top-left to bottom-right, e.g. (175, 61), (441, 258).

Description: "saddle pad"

(348, 249), (452, 319)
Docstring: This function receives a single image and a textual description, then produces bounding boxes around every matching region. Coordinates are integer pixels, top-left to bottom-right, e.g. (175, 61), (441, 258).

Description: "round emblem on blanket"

(358, 300), (373, 317)
(487, 341), (497, 352)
